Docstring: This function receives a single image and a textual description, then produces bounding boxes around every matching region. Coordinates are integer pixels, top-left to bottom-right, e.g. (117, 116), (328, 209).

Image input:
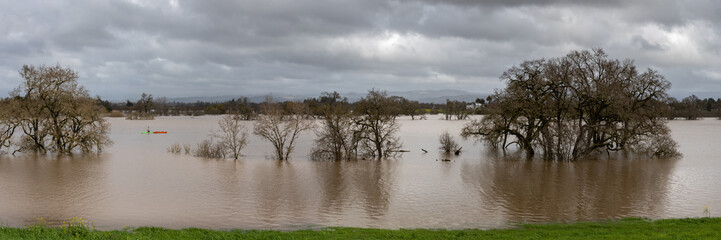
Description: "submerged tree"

(8, 64), (111, 154)
(214, 114), (249, 159)
(253, 98), (313, 160)
(355, 90), (402, 158)
(310, 92), (359, 160)
(310, 90), (404, 160)
(462, 49), (678, 160)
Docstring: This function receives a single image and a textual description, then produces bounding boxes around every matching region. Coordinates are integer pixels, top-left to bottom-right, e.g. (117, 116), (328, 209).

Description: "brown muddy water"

(0, 116), (719, 230)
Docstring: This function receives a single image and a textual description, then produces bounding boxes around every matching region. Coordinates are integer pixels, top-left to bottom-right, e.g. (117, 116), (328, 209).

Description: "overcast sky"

(1, 0), (720, 100)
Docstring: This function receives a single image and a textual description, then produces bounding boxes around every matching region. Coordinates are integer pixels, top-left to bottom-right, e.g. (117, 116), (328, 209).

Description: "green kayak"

(141, 131), (152, 134)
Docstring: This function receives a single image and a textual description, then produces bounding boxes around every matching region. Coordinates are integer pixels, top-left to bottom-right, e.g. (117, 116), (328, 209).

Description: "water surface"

(0, 116), (718, 230)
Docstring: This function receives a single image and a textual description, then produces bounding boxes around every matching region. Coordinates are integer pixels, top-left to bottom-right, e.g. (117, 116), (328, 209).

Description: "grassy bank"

(1, 217), (720, 239)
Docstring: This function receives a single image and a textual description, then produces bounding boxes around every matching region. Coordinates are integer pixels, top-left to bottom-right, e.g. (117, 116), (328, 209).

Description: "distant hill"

(167, 89), (488, 104)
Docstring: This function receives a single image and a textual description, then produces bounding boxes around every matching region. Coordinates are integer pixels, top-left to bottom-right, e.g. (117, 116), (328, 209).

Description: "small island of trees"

(461, 49), (678, 160)
(0, 65), (111, 154)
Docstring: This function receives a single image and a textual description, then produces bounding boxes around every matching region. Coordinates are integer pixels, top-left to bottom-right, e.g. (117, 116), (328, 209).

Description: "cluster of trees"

(261, 90), (405, 160)
(306, 91), (405, 160)
(0, 65), (111, 154)
(125, 93), (156, 120)
(187, 90), (406, 161)
(462, 49), (678, 160)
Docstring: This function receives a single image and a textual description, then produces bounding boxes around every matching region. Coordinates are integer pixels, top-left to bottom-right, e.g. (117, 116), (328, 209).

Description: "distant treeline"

(667, 95), (721, 119)
(100, 93), (720, 120)
(99, 93), (490, 119)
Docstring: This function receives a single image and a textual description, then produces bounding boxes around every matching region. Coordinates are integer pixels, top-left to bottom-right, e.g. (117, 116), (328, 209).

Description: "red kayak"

(153, 131), (167, 134)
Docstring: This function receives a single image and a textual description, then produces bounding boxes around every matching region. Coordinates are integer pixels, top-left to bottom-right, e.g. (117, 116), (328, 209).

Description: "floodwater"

(0, 116), (719, 230)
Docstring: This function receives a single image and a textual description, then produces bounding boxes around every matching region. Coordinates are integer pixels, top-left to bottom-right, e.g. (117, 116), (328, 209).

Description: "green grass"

(1, 217), (720, 239)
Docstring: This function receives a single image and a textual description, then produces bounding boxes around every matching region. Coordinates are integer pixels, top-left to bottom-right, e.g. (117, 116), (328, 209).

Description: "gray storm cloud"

(1, 0), (720, 100)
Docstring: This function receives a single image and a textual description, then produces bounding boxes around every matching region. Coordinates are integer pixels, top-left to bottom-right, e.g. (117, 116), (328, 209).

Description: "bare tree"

(8, 64), (111, 154)
(0, 98), (18, 153)
(439, 130), (459, 153)
(65, 97), (113, 153)
(192, 114), (249, 159)
(11, 79), (50, 153)
(310, 92), (360, 160)
(355, 90), (402, 158)
(253, 98), (313, 160)
(214, 114), (249, 159)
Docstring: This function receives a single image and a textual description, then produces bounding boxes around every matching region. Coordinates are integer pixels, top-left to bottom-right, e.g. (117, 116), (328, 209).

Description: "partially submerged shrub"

(167, 143), (182, 154)
(194, 139), (225, 159)
(439, 130), (459, 153)
(183, 144), (191, 155)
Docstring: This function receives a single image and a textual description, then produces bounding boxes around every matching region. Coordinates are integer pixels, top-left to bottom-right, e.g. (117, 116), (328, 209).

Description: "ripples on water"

(0, 116), (719, 230)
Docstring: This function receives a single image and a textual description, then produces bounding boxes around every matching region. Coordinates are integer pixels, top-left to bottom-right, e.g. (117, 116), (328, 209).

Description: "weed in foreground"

(59, 217), (93, 238)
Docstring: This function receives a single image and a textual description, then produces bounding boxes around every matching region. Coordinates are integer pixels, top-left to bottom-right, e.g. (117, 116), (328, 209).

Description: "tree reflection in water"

(461, 151), (678, 223)
(313, 159), (397, 223)
(0, 154), (108, 227)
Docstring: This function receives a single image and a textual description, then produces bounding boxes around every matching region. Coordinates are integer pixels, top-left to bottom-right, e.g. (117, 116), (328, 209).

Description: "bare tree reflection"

(313, 161), (350, 215)
(206, 159), (243, 214)
(253, 161), (307, 221)
(313, 159), (397, 220)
